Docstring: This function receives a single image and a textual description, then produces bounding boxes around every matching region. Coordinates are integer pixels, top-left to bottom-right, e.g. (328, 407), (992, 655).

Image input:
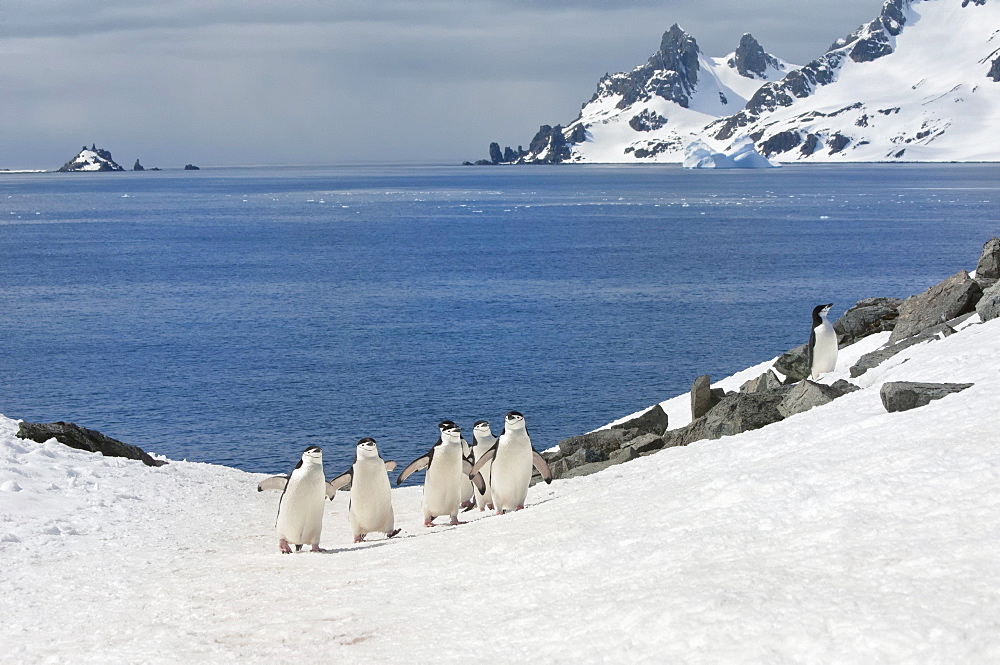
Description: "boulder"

(889, 271), (982, 343)
(832, 297), (903, 346)
(626, 433), (668, 455)
(610, 446), (641, 464)
(880, 381), (974, 413)
(560, 459), (620, 479)
(610, 404), (668, 436)
(850, 322), (955, 377)
(777, 379), (858, 418)
(976, 280), (1000, 322)
(740, 370), (784, 394)
(685, 391), (786, 441)
(554, 429), (628, 463)
(691, 375), (726, 419)
(773, 344), (810, 383)
(16, 421), (166, 467)
(975, 237), (1000, 280)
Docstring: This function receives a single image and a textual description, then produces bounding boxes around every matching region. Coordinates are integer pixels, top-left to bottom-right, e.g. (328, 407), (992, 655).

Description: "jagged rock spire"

(729, 33), (781, 79)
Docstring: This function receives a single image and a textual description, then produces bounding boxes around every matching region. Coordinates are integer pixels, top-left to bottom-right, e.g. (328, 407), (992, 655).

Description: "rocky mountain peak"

(729, 33), (782, 79)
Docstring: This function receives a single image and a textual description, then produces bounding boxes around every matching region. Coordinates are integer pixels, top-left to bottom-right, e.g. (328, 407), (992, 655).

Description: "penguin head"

(504, 411), (526, 430)
(439, 422), (462, 443)
(356, 437), (379, 459)
(812, 303), (833, 318)
(301, 446), (323, 464)
(473, 420), (492, 437)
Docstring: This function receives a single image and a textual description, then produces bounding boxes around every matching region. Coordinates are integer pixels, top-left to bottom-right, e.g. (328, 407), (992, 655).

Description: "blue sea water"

(1, 163), (997, 480)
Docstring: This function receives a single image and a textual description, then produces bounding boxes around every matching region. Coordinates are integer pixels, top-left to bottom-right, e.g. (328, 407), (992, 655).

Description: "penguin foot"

(354, 534), (366, 543)
(309, 545), (326, 552)
(516, 505), (524, 511)
(460, 500), (473, 509)
(487, 503), (494, 510)
(387, 529), (401, 538)
(449, 518), (466, 526)
(424, 519), (436, 527)
(279, 539), (292, 554)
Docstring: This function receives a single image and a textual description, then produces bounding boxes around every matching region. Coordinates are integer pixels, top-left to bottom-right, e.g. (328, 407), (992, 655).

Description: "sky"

(2, 0), (885, 169)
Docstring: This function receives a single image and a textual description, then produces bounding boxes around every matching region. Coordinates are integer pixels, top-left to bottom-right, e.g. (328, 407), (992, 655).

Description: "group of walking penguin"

(257, 411), (553, 553)
(258, 305), (838, 554)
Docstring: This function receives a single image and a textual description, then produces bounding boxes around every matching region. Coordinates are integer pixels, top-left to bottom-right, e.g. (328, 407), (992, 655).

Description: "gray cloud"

(2, 0), (882, 169)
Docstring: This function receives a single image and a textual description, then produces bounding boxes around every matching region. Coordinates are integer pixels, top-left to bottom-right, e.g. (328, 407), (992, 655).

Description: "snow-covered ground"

(2, 313), (999, 662)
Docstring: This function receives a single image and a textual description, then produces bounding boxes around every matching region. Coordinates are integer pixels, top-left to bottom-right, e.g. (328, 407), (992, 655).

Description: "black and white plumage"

(470, 420), (496, 511)
(257, 446), (336, 553)
(470, 411), (552, 515)
(328, 438), (399, 543)
(397, 422), (486, 527)
(807, 303), (838, 379)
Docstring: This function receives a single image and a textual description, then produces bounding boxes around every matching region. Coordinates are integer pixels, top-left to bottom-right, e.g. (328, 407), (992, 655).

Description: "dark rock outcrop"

(976, 237), (1000, 279)
(850, 322), (956, 377)
(728, 33), (782, 79)
(833, 297), (903, 346)
(16, 421), (166, 467)
(976, 281), (1000, 322)
(774, 344), (810, 383)
(184, 164), (200, 170)
(889, 271), (982, 343)
(610, 404), (668, 436)
(740, 370), (784, 394)
(691, 375), (726, 419)
(133, 159), (145, 171)
(880, 381), (974, 413)
(777, 379), (858, 418)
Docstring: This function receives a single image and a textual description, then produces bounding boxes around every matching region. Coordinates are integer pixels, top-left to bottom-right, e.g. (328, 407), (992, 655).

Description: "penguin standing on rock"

(328, 438), (400, 543)
(807, 303), (839, 379)
(470, 420), (496, 511)
(470, 411), (552, 515)
(257, 446), (337, 553)
(397, 422), (486, 527)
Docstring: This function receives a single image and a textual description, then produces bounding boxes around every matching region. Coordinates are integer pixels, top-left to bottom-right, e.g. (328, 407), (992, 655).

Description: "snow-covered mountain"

(57, 145), (125, 172)
(490, 0), (1000, 164)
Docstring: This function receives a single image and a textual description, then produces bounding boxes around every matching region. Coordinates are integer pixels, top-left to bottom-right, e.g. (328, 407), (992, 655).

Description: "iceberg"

(683, 136), (778, 169)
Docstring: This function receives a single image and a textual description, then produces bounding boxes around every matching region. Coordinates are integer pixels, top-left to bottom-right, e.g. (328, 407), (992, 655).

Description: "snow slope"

(715, 0), (1000, 162)
(2, 316), (1000, 662)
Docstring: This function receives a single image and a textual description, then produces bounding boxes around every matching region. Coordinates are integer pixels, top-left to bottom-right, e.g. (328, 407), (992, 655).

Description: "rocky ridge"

(537, 237), (999, 482)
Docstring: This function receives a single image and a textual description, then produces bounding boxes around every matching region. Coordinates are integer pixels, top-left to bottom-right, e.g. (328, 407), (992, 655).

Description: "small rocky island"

(57, 144), (125, 172)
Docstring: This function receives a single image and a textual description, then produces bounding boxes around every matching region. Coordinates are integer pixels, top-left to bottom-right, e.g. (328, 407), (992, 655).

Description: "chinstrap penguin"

(470, 411), (552, 515)
(807, 303), (838, 379)
(328, 438), (400, 543)
(397, 421), (486, 527)
(470, 420), (496, 511)
(257, 446), (337, 553)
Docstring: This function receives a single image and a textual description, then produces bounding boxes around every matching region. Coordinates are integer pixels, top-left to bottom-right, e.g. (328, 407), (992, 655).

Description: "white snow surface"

(3, 316), (1000, 662)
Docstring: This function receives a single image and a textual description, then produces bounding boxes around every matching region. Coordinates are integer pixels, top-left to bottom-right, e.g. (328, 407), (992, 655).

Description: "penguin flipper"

(469, 445), (497, 477)
(257, 475), (289, 492)
(471, 470), (487, 495)
(396, 455), (430, 485)
(531, 450), (553, 484)
(327, 470), (353, 499)
(384, 460), (397, 472)
(807, 328), (816, 375)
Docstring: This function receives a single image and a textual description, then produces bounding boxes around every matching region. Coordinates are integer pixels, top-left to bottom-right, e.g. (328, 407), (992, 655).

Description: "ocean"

(1, 163), (997, 480)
